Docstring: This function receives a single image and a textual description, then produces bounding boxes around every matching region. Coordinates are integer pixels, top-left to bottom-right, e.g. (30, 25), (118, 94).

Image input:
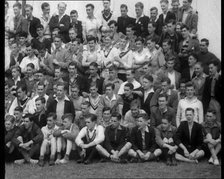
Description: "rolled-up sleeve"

(93, 125), (105, 145)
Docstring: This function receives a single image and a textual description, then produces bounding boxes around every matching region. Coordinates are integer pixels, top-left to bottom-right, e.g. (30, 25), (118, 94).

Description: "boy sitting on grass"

(38, 113), (59, 166)
(53, 113), (79, 164)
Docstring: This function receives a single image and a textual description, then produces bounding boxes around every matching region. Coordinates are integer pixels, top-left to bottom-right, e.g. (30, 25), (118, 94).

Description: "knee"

(125, 142), (132, 149)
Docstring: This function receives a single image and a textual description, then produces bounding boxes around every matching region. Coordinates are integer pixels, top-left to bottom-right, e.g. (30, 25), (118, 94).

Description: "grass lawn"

(5, 159), (221, 179)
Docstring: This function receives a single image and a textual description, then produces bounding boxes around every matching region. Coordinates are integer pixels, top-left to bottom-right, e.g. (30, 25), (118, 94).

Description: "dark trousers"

(161, 142), (175, 160)
(5, 146), (23, 162)
(17, 143), (41, 160)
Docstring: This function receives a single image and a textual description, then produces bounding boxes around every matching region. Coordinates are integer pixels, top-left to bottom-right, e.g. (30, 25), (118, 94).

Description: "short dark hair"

(5, 1), (9, 7)
(86, 3), (94, 9)
(109, 65), (118, 72)
(27, 63), (35, 69)
(162, 39), (172, 46)
(146, 36), (157, 43)
(124, 83), (134, 90)
(185, 107), (194, 114)
(143, 74), (154, 83)
(206, 109), (216, 116)
(87, 35), (97, 43)
(14, 106), (23, 113)
(47, 112), (57, 120)
(111, 112), (122, 121)
(108, 20), (117, 27)
(185, 82), (195, 89)
(62, 113), (74, 122)
(86, 113), (97, 122)
(161, 76), (171, 84)
(105, 83), (115, 90)
(35, 96), (46, 104)
(89, 62), (98, 68)
(148, 21), (157, 28)
(41, 2), (50, 10)
(70, 10), (78, 15)
(167, 19), (176, 25)
(160, 0), (169, 4)
(120, 4), (128, 9)
(158, 93), (168, 101)
(19, 31), (28, 38)
(103, 107), (111, 113)
(23, 113), (34, 122)
(56, 81), (67, 91)
(181, 24), (189, 31)
(189, 52), (199, 61)
(135, 36), (144, 44)
(201, 38), (209, 46)
(36, 24), (44, 30)
(68, 61), (77, 68)
(17, 83), (27, 94)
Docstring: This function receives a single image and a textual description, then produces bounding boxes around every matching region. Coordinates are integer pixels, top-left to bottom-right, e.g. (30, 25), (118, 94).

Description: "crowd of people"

(5, 0), (221, 168)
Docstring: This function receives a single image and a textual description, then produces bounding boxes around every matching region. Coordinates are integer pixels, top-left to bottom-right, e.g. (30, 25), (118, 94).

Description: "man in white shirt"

(82, 4), (102, 43)
(75, 113), (105, 164)
(118, 70), (141, 95)
(20, 43), (40, 73)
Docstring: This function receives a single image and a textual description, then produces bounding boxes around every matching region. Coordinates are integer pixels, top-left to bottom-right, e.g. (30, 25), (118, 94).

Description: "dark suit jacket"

(62, 74), (89, 94)
(31, 111), (47, 128)
(181, 68), (196, 82)
(9, 53), (25, 67)
(157, 11), (176, 36)
(134, 15), (150, 37)
(117, 16), (136, 35)
(139, 88), (154, 117)
(202, 75), (222, 113)
(130, 125), (157, 152)
(104, 125), (129, 152)
(49, 14), (70, 43)
(28, 16), (41, 38)
(69, 20), (83, 43)
(12, 123), (43, 146)
(158, 31), (182, 53)
(150, 89), (179, 112)
(87, 76), (105, 95)
(178, 7), (198, 33)
(31, 38), (51, 53)
(46, 98), (75, 118)
(175, 121), (203, 151)
(13, 15), (28, 36)
(150, 106), (176, 127)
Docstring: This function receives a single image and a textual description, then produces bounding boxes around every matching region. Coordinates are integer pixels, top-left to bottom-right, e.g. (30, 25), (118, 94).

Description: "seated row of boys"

(5, 106), (221, 166)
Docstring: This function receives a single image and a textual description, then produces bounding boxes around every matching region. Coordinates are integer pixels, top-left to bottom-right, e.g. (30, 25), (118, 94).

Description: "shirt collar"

(88, 124), (97, 132)
(55, 95), (70, 102)
(105, 94), (117, 101)
(87, 15), (96, 20)
(139, 125), (149, 133)
(145, 88), (154, 94)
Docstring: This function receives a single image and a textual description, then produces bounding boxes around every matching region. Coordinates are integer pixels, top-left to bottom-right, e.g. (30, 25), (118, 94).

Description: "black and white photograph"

(4, 0), (221, 178)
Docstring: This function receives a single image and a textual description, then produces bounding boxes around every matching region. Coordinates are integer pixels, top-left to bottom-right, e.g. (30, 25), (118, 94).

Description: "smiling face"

(86, 6), (94, 17)
(58, 3), (66, 15)
(103, 110), (111, 121)
(47, 116), (55, 129)
(160, 2), (168, 13)
(63, 118), (72, 129)
(194, 63), (203, 76)
(35, 99), (45, 112)
(142, 78), (152, 90)
(186, 86), (195, 98)
(25, 6), (32, 18)
(158, 96), (168, 109)
(56, 85), (65, 100)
